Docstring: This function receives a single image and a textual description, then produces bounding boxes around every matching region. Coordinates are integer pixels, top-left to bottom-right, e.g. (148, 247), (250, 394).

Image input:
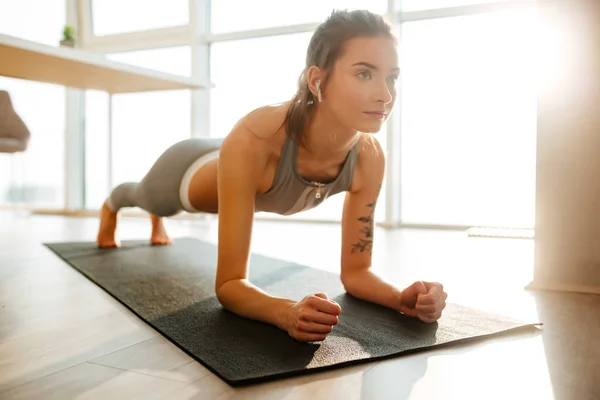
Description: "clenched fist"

(396, 281), (447, 323)
(284, 293), (342, 342)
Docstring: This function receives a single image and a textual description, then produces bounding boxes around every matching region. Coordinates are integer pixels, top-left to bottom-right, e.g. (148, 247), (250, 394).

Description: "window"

(91, 0), (189, 36)
(110, 90), (191, 188)
(107, 46), (191, 77)
(84, 89), (192, 209)
(0, 79), (66, 209)
(210, 0), (388, 33)
(84, 48), (192, 209)
(209, 33), (313, 138)
(399, 9), (538, 228)
(0, 0), (65, 45)
(400, 0), (521, 12)
(84, 90), (110, 210)
(0, 0), (66, 209)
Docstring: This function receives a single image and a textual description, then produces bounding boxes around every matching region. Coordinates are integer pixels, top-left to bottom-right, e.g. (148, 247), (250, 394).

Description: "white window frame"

(59, 0), (538, 229)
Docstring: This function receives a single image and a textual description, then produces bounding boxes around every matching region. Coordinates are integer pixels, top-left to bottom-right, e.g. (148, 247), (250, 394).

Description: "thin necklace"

(312, 182), (324, 199)
(293, 137), (332, 199)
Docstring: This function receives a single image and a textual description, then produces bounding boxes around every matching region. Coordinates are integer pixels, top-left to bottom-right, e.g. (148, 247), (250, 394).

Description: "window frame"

(57, 0), (538, 229)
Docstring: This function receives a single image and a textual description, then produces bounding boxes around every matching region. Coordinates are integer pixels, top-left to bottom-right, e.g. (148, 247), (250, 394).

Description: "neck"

(299, 108), (359, 159)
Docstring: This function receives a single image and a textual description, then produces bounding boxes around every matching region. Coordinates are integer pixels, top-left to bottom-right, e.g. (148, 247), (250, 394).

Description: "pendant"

(313, 182), (323, 199)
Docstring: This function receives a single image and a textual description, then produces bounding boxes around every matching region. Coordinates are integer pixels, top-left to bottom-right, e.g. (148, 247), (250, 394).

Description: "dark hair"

(284, 9), (396, 143)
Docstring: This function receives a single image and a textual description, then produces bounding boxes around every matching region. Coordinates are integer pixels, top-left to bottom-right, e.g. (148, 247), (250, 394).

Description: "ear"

(306, 65), (323, 99)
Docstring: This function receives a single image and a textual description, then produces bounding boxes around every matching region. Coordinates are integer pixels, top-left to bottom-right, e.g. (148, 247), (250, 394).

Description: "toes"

(151, 237), (173, 246)
(98, 240), (120, 248)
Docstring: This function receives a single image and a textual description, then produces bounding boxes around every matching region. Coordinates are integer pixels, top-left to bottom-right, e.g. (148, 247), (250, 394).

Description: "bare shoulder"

(357, 133), (385, 164)
(222, 104), (288, 156)
(244, 103), (289, 140)
(219, 104), (289, 182)
(350, 133), (386, 193)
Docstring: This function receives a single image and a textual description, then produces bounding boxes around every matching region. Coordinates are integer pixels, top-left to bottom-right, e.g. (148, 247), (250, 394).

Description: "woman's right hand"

(284, 293), (342, 342)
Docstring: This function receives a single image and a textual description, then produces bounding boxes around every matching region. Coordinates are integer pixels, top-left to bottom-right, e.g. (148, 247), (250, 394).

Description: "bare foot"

(150, 215), (173, 246)
(97, 201), (120, 248)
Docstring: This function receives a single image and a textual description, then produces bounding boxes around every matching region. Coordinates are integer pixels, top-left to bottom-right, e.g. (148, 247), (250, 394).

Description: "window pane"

(107, 46), (191, 77)
(0, 0), (65, 45)
(210, 33), (312, 138)
(401, 0), (520, 12)
(0, 0), (67, 209)
(400, 9), (538, 228)
(110, 90), (191, 187)
(377, 132), (388, 223)
(84, 48), (192, 209)
(210, 0), (388, 33)
(92, 0), (189, 36)
(84, 90), (110, 210)
(0, 79), (66, 209)
(84, 90), (193, 209)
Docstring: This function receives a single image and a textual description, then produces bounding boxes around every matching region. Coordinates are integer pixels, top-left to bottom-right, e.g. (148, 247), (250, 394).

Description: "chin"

(355, 121), (385, 134)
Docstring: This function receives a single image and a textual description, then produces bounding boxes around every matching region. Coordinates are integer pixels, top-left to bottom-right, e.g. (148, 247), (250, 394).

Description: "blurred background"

(0, 0), (542, 231)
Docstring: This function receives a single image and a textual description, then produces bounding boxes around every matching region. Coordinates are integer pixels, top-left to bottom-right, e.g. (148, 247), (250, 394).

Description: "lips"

(365, 111), (387, 119)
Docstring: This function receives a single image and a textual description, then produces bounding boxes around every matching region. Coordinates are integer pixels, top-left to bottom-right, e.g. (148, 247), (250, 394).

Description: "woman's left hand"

(395, 281), (448, 323)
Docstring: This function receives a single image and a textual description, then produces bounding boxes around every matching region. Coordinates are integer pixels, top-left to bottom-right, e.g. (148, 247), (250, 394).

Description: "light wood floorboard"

(1, 211), (597, 399)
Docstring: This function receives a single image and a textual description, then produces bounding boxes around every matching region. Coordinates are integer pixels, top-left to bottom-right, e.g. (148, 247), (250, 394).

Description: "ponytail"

(284, 68), (315, 144)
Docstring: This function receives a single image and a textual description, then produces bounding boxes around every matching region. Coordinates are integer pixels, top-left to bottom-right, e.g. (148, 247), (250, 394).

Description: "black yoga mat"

(45, 237), (540, 387)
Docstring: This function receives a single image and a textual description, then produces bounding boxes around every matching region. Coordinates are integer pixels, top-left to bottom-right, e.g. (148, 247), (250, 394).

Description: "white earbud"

(316, 80), (322, 103)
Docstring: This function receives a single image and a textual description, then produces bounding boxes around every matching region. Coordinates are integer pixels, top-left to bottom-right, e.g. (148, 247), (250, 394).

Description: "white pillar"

(190, 0), (211, 138)
(64, 0), (86, 210)
(529, 0), (600, 294)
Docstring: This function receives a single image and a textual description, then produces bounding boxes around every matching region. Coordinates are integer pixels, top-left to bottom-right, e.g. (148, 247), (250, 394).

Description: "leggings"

(106, 137), (223, 217)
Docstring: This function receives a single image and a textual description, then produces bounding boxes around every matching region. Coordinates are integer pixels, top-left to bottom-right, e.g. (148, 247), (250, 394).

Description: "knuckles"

(298, 309), (311, 321)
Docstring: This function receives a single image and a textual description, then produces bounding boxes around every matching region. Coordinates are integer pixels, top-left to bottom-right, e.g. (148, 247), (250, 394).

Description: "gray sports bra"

(254, 134), (359, 215)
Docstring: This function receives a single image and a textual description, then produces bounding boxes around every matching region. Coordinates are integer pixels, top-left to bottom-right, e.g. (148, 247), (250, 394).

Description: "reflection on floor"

(0, 211), (598, 399)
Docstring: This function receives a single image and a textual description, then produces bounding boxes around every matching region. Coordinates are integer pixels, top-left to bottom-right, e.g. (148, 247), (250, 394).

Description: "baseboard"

(378, 222), (471, 231)
(525, 280), (600, 295)
(466, 227), (534, 239)
(29, 208), (211, 221)
(18, 208), (532, 234)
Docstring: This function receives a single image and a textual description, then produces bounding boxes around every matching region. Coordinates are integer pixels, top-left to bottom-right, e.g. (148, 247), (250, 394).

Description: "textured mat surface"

(45, 237), (540, 386)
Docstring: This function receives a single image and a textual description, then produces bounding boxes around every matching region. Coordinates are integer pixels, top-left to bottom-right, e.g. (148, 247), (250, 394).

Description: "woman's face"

(322, 36), (399, 134)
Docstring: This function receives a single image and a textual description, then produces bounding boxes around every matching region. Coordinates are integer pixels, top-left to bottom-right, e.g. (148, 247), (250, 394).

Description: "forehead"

(338, 36), (398, 67)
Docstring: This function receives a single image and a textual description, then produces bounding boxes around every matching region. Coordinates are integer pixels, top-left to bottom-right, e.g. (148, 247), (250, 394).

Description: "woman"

(97, 9), (448, 342)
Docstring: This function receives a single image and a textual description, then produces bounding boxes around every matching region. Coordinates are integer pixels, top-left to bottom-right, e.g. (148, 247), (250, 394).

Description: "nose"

(374, 78), (393, 105)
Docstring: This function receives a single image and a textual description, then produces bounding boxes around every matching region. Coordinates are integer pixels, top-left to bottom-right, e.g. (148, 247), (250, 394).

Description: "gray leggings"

(106, 137), (222, 217)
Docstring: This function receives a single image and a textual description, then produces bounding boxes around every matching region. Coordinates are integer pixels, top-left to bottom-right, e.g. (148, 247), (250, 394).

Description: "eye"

(388, 75), (399, 84)
(358, 70), (371, 79)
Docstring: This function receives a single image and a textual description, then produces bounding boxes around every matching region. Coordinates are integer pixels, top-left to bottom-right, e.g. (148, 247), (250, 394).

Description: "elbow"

(340, 272), (357, 295)
(215, 281), (229, 307)
(214, 278), (240, 310)
(341, 267), (370, 295)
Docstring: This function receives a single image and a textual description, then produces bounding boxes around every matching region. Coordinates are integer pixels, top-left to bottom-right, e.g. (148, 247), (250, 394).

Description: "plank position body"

(97, 10), (448, 342)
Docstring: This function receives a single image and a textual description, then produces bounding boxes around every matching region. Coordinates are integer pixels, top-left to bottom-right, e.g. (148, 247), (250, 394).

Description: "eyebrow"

(352, 61), (400, 72)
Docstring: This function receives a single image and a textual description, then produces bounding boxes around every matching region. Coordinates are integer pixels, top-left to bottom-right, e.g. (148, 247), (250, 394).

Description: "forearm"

(342, 268), (402, 311)
(216, 278), (295, 330)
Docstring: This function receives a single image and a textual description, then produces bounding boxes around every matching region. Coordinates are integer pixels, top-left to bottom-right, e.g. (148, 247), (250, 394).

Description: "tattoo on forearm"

(351, 185), (381, 254)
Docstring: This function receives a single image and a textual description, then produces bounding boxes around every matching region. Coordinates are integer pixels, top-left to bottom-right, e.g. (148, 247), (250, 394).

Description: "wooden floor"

(0, 211), (598, 399)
